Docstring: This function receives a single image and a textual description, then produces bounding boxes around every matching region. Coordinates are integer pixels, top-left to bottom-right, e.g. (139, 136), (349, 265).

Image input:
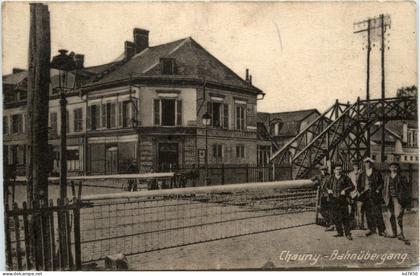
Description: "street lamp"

(202, 112), (211, 186)
(50, 49), (77, 201)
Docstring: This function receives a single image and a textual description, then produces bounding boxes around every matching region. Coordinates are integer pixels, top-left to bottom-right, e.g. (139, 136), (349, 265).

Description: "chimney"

(402, 122), (408, 143)
(245, 68), (249, 81)
(74, 54), (85, 69)
(133, 28), (149, 54)
(249, 75), (253, 85)
(124, 41), (136, 60)
(12, 68), (25, 74)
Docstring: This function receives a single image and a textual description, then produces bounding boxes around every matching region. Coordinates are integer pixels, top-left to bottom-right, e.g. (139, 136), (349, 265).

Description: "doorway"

(106, 145), (118, 174)
(158, 143), (179, 172)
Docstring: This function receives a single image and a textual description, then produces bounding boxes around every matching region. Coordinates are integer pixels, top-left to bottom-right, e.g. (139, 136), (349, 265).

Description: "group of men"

(314, 158), (410, 243)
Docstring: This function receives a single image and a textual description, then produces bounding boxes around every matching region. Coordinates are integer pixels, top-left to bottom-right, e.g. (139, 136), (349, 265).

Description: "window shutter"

(207, 101), (213, 127)
(87, 106), (91, 130)
(3, 117), (8, 135)
(118, 102), (123, 127)
(132, 99), (139, 126)
(73, 109), (77, 132)
(176, 100), (182, 126)
(247, 103), (255, 127)
(154, 99), (160, 125)
(19, 115), (23, 133)
(95, 105), (100, 129)
(111, 103), (116, 128)
(101, 104), (106, 128)
(22, 114), (26, 133)
(223, 104), (229, 129)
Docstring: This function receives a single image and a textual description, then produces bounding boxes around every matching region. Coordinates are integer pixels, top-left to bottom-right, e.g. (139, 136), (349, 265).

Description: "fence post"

(57, 198), (67, 270)
(4, 204), (13, 269)
(408, 163), (413, 208)
(49, 199), (57, 270)
(65, 198), (74, 270)
(73, 197), (82, 270)
(22, 202), (32, 270)
(246, 164), (249, 183)
(12, 202), (23, 270)
(221, 164), (225, 185)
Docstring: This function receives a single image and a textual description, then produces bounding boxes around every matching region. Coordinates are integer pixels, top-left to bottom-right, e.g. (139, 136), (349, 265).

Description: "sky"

(2, 1), (417, 113)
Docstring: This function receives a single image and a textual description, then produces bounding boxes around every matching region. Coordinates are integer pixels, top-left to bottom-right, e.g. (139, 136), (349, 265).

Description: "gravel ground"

(126, 211), (418, 270)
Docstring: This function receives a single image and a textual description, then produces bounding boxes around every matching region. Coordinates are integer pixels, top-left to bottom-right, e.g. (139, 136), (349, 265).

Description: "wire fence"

(78, 180), (316, 264)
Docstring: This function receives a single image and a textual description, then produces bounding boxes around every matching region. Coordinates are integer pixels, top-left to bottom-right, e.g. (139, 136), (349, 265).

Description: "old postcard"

(1, 0), (418, 271)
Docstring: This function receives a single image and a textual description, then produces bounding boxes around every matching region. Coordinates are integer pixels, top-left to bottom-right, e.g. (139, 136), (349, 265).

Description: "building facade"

(3, 28), (264, 175)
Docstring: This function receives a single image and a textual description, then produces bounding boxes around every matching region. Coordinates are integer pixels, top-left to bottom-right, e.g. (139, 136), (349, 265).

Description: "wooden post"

(4, 204), (13, 269)
(22, 202), (32, 270)
(221, 164), (225, 185)
(26, 3), (51, 269)
(73, 198), (82, 270)
(246, 164), (249, 183)
(408, 163), (413, 208)
(13, 202), (23, 270)
(49, 199), (57, 270)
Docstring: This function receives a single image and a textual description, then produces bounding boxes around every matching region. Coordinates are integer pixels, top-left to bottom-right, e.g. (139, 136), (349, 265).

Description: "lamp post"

(50, 49), (77, 201)
(202, 112), (211, 186)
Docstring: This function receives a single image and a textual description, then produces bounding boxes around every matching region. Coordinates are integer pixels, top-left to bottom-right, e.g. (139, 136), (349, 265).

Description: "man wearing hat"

(382, 162), (410, 241)
(347, 159), (365, 230)
(325, 163), (355, 240)
(357, 157), (386, 236)
(312, 165), (333, 230)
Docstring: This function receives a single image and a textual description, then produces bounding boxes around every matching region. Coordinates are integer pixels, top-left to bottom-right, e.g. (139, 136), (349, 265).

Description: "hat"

(389, 162), (400, 168)
(319, 165), (328, 170)
(351, 159), (360, 165)
(363, 157), (375, 164)
(332, 162), (343, 169)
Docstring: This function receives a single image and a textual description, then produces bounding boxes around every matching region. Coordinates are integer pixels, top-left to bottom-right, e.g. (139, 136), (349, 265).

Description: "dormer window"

(160, 58), (176, 75)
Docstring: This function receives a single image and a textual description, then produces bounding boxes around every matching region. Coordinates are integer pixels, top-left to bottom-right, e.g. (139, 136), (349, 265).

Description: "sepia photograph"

(1, 0), (418, 271)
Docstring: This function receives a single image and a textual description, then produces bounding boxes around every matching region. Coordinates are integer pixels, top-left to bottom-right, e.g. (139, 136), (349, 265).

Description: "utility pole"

(380, 14), (387, 162)
(354, 14), (391, 160)
(26, 3), (52, 269)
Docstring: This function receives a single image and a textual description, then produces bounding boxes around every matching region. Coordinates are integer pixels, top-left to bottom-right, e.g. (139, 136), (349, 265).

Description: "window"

(235, 105), (246, 130)
(212, 144), (223, 162)
(154, 99), (183, 126)
(102, 102), (117, 129)
(10, 145), (25, 165)
(160, 58), (176, 75)
(407, 129), (418, 147)
(258, 145), (271, 166)
(122, 101), (131, 128)
(404, 155), (408, 161)
(73, 108), (83, 132)
(11, 114), (23, 134)
(410, 156), (413, 161)
(372, 155), (376, 161)
(88, 105), (99, 130)
(19, 90), (27, 101)
(207, 102), (229, 129)
(236, 144), (245, 159)
(154, 99), (160, 126)
(67, 149), (81, 171)
(3, 116), (8, 135)
(50, 112), (57, 135)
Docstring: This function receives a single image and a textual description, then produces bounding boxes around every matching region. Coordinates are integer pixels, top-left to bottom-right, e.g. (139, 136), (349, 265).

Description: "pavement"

(127, 211), (419, 270)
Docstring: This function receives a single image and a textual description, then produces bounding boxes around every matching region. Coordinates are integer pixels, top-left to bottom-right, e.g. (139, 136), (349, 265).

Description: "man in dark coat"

(127, 160), (138, 192)
(357, 157), (386, 236)
(325, 163), (355, 240)
(382, 162), (410, 241)
(312, 165), (334, 230)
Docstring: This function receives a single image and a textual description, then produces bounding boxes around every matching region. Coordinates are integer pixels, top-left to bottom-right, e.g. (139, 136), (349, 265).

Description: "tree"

(396, 85), (417, 98)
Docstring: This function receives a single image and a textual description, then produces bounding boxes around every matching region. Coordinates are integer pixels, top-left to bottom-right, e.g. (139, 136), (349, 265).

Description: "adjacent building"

(3, 28), (264, 175)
